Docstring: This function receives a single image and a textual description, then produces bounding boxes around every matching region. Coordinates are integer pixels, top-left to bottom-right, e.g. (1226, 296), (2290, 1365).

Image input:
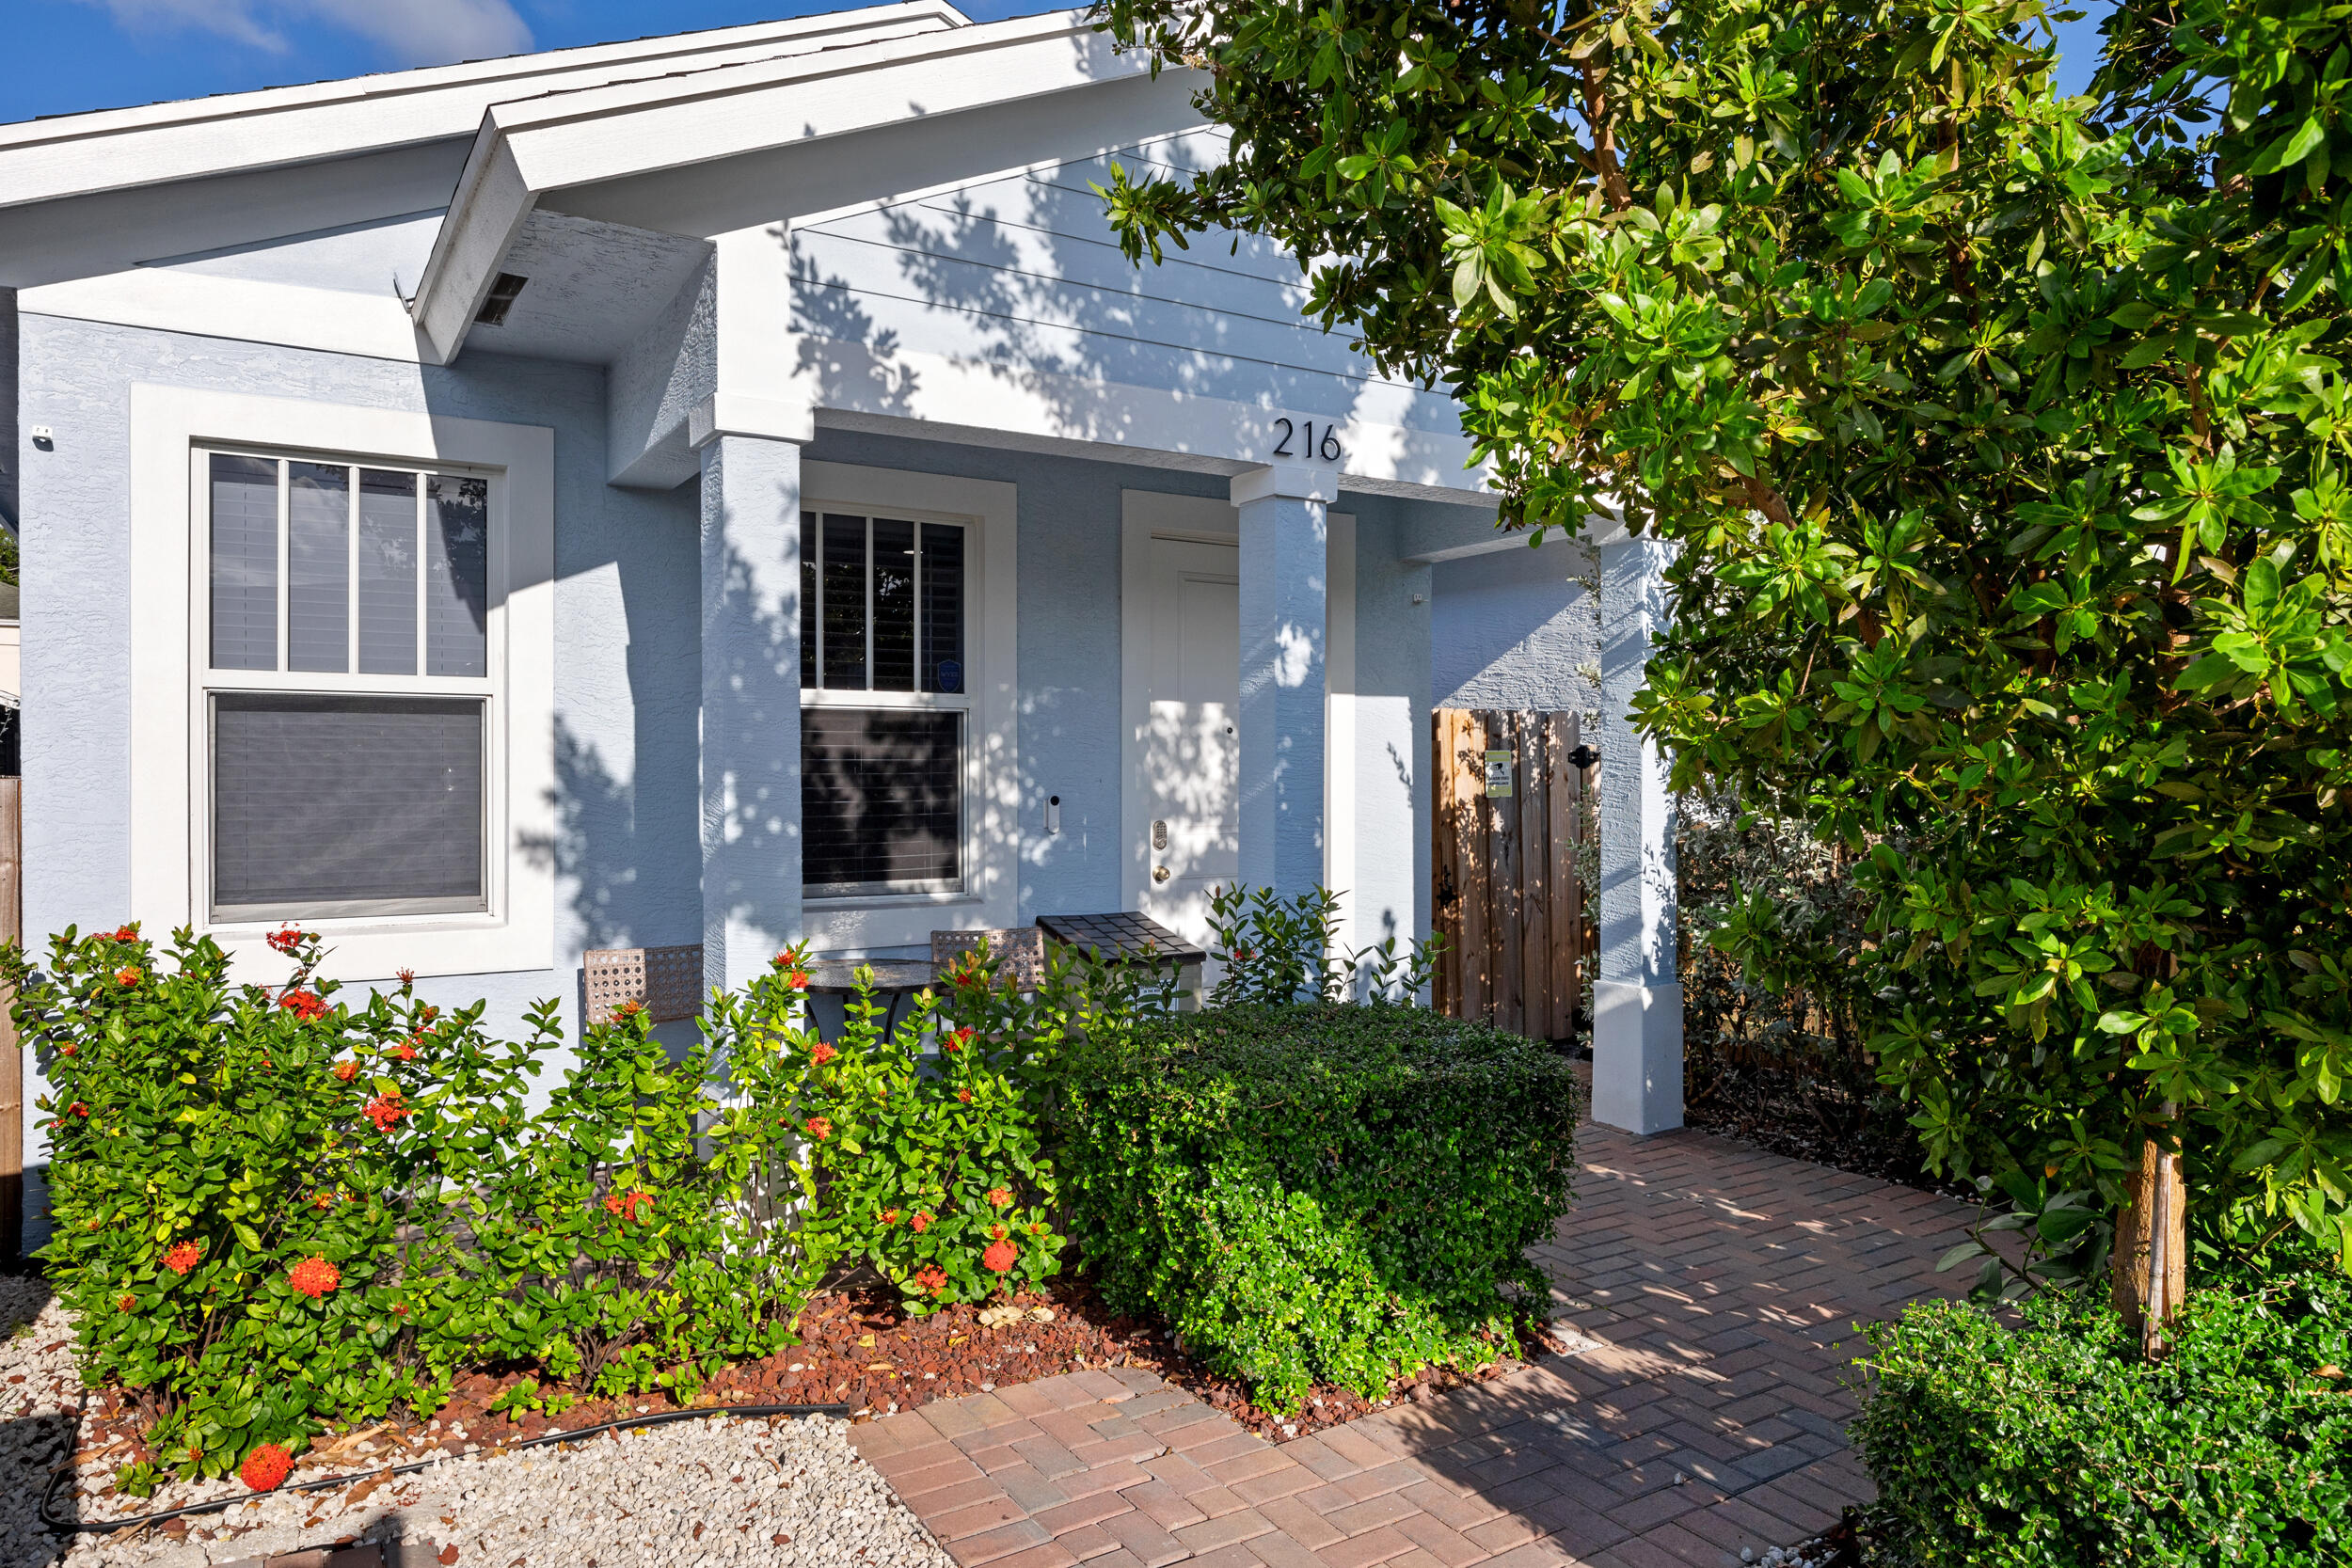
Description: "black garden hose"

(42, 1402), (854, 1536)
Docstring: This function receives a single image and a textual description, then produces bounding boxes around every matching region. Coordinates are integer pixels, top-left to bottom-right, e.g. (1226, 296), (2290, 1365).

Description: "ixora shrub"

(1853, 1250), (2352, 1567)
(9, 923), (1077, 1484)
(705, 944), (1094, 1312)
(1057, 1002), (1581, 1414)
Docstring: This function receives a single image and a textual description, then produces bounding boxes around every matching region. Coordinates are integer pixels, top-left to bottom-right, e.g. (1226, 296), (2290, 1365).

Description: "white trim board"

(126, 384), (556, 984)
(799, 461), (1019, 956)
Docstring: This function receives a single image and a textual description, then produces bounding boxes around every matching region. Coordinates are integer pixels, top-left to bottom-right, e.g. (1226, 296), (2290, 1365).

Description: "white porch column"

(1232, 462), (1334, 900)
(697, 434), (809, 994)
(1592, 529), (1684, 1134)
(694, 223), (817, 995)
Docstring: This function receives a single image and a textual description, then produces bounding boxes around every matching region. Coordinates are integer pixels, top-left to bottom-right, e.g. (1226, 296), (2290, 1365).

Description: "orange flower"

(362, 1093), (408, 1132)
(116, 968), (139, 988)
(914, 1265), (947, 1296)
(982, 1238), (1019, 1274)
(288, 1258), (341, 1298)
(804, 1117), (833, 1141)
(990, 1223), (1009, 1240)
(392, 1042), (418, 1062)
(911, 1212), (932, 1234)
(604, 1191), (652, 1222)
(880, 1209), (901, 1225)
(613, 1000), (644, 1021)
(266, 926), (304, 956)
(395, 968), (416, 985)
(311, 1192), (336, 1211)
(956, 1088), (973, 1104)
(986, 1187), (1013, 1209)
(810, 1042), (838, 1066)
(945, 1028), (973, 1053)
(161, 1241), (202, 1275)
(58, 1044), (76, 1056)
(239, 1443), (293, 1492)
(788, 972), (809, 990)
(391, 1303), (408, 1316)
(117, 1293), (135, 1312)
(109, 926), (138, 942)
(278, 989), (328, 1021)
(332, 1060), (358, 1083)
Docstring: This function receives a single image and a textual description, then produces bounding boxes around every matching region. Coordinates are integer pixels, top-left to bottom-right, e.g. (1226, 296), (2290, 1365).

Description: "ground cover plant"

(1855, 1245), (2352, 1566)
(1057, 888), (1577, 1414)
(1097, 0), (2352, 1335)
(7, 924), (1089, 1486)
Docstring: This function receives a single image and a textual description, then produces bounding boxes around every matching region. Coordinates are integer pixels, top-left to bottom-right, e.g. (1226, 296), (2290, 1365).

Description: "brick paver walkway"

(852, 1119), (1979, 1568)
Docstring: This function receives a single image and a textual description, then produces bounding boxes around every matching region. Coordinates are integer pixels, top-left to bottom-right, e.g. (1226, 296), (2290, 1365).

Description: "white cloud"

(79, 0), (533, 67)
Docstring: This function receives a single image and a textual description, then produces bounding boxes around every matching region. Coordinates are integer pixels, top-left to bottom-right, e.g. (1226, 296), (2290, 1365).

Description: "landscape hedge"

(1055, 1004), (1581, 1414)
(1853, 1251), (2352, 1567)
(9, 923), (1075, 1484)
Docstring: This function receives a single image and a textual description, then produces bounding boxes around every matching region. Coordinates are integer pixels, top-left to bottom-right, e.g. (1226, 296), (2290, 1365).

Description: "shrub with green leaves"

(8, 923), (1089, 1484)
(1854, 1249), (2352, 1566)
(1057, 1004), (1580, 1413)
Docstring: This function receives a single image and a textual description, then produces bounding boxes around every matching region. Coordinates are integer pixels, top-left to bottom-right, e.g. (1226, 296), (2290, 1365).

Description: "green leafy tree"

(1098, 0), (2352, 1323)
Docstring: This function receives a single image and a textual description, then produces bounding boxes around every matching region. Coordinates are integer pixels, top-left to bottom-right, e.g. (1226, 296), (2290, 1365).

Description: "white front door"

(1139, 533), (1239, 943)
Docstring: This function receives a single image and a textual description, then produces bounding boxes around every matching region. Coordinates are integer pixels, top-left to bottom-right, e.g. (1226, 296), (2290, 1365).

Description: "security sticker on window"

(1484, 750), (1513, 799)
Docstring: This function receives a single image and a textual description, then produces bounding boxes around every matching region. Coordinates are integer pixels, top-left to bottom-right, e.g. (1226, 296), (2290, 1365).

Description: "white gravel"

(0, 1277), (952, 1568)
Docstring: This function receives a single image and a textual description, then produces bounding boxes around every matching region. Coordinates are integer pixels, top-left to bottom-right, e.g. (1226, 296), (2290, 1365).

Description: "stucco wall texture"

(1431, 531), (1601, 715)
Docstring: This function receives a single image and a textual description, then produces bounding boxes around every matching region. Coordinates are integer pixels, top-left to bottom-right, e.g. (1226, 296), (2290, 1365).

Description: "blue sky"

(5, 0), (2110, 128)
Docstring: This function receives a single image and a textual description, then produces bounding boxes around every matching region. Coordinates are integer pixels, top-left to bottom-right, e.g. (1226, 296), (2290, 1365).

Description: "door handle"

(1152, 866), (1171, 884)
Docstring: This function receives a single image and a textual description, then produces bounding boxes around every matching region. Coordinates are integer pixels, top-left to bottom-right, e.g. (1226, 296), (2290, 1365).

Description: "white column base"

(1591, 980), (1685, 1134)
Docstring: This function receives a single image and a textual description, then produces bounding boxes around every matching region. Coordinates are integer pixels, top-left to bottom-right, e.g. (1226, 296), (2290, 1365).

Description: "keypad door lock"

(1152, 865), (1172, 883)
(1152, 819), (1168, 850)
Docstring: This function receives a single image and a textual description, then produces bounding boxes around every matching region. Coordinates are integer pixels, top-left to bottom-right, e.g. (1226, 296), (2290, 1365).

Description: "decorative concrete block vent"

(582, 944), (705, 1025)
(930, 927), (1046, 989)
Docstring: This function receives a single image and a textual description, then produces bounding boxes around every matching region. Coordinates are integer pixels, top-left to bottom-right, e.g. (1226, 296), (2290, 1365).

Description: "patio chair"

(930, 927), (1047, 989)
(582, 944), (705, 1025)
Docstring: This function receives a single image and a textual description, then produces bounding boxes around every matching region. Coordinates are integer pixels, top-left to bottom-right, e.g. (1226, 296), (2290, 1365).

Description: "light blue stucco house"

(0, 3), (1685, 1215)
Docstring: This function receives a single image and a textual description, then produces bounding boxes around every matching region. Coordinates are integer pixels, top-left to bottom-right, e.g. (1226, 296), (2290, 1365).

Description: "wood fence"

(1432, 709), (1595, 1039)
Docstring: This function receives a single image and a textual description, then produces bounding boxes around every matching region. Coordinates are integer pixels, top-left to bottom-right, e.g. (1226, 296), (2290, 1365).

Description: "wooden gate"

(1433, 709), (1595, 1038)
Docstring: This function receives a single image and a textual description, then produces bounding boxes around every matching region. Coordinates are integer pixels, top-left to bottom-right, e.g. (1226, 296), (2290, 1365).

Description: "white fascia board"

(19, 268), (429, 362)
(803, 331), (1498, 499)
(0, 3), (965, 213)
(411, 139), (539, 364)
(411, 10), (1151, 361)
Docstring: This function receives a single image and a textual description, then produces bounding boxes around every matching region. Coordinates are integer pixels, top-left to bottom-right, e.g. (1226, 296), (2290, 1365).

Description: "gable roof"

(409, 8), (1179, 360)
(0, 3), (968, 212)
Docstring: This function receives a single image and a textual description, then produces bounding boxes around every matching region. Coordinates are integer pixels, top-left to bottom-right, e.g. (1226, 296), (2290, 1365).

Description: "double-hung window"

(200, 450), (498, 923)
(799, 510), (968, 896)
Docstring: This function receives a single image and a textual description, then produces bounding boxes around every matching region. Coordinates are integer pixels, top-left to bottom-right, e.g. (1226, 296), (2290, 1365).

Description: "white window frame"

(128, 385), (555, 984)
(196, 447), (503, 925)
(798, 461), (1017, 954)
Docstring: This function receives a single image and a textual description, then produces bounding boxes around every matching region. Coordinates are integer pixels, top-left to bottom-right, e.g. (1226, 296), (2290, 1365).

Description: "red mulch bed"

(83, 1279), (1566, 1485)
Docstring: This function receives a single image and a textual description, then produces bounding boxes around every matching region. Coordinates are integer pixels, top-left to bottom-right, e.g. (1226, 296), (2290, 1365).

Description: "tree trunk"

(2110, 1130), (2185, 1356)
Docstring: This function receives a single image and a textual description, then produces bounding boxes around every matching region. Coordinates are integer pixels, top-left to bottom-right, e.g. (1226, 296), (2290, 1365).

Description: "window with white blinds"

(799, 509), (970, 896)
(201, 451), (496, 922)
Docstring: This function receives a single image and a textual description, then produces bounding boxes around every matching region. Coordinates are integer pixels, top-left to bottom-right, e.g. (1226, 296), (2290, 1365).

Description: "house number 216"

(1271, 418), (1343, 462)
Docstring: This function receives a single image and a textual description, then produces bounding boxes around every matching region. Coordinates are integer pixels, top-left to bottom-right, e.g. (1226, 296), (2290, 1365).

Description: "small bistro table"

(799, 958), (939, 1039)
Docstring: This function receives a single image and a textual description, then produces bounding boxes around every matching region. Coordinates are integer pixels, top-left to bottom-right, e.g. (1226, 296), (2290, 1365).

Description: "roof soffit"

(411, 10), (1198, 362)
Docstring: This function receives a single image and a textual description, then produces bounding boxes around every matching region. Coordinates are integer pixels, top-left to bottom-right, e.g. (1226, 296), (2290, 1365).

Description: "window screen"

(802, 708), (961, 890)
(209, 454), (278, 672)
(205, 457), (490, 680)
(212, 694), (485, 919)
(802, 515), (964, 692)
